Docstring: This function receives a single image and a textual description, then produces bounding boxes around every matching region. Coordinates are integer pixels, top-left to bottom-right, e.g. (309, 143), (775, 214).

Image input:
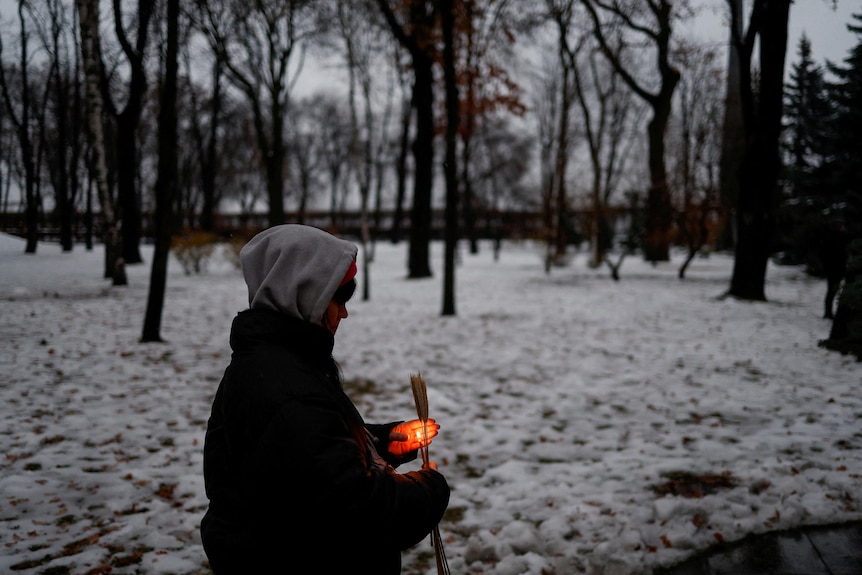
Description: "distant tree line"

(0, 1), (860, 341)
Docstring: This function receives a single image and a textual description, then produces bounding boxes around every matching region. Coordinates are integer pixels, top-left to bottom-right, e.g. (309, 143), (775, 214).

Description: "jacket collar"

(230, 307), (335, 359)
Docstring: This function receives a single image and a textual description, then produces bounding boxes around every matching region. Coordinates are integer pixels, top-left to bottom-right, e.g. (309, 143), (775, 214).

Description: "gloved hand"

(388, 418), (440, 457)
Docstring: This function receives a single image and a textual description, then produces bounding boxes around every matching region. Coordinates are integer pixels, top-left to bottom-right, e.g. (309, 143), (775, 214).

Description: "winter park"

(3, 0), (862, 574)
(1, 230), (861, 575)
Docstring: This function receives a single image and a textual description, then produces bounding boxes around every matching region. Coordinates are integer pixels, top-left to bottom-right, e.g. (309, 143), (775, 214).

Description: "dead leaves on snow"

(651, 470), (738, 499)
(646, 470), (738, 552)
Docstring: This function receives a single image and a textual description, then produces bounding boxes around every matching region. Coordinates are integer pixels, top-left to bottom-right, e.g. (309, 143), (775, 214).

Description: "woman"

(201, 224), (450, 574)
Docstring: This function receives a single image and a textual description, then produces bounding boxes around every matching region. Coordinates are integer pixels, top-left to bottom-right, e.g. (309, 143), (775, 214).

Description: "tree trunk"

(644, 112), (672, 262)
(265, 88), (286, 227)
(68, 47), (84, 251)
(728, 0), (790, 300)
(409, 47), (434, 278)
(461, 133), (478, 255)
(461, 18), (479, 256)
(553, 61), (571, 261)
(719, 0), (743, 251)
(441, 0), (459, 316)
(106, 0), (154, 266)
(540, 105), (556, 274)
(580, 0), (679, 263)
(84, 161), (93, 250)
(115, 114), (143, 263)
(341, 2), (373, 301)
(199, 58), (223, 232)
(589, 166), (602, 268)
(49, 24), (73, 253)
(375, 0), (435, 278)
(76, 0), (126, 285)
(142, 0), (179, 342)
(391, 95), (410, 244)
(46, 0), (83, 255)
(0, 3), (40, 254)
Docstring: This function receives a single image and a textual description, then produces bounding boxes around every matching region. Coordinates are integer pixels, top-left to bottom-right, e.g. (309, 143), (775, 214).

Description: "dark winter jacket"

(201, 225), (449, 574)
(201, 310), (450, 574)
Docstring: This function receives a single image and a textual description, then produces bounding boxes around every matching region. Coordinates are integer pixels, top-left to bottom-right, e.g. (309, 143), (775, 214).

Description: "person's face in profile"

(322, 299), (349, 334)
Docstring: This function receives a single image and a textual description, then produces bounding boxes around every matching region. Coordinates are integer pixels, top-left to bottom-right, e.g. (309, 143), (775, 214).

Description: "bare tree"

(338, 0), (397, 300)
(220, 107), (267, 225)
(570, 35), (644, 273)
(389, 58), (412, 245)
(533, 52), (562, 273)
(669, 42), (723, 279)
(369, 59), (398, 260)
(545, 0), (578, 268)
(472, 116), (536, 258)
(142, 0), (180, 342)
(286, 96), (326, 222)
(441, 0), (459, 316)
(99, 0), (155, 265)
(0, 98), (13, 217)
(375, 0), (437, 278)
(457, 0), (527, 255)
(196, 0), (325, 228)
(0, 1), (41, 254)
(718, 0), (743, 250)
(310, 95), (352, 229)
(184, 7), (225, 233)
(76, 0), (126, 284)
(36, 0), (85, 253)
(580, 0), (692, 262)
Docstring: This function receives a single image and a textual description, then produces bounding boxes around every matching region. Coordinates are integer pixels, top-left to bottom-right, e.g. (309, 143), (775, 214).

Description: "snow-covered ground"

(1, 230), (860, 575)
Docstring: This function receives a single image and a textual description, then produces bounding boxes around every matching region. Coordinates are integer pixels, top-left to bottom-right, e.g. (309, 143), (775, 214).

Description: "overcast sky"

(0, 1), (857, 76)
(694, 0), (858, 68)
(787, 0), (857, 65)
(288, 1), (862, 97)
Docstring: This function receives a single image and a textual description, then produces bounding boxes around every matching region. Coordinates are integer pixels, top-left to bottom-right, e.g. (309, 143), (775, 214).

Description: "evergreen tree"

(819, 12), (862, 359)
(820, 11), (862, 226)
(776, 34), (830, 266)
(783, 34), (829, 199)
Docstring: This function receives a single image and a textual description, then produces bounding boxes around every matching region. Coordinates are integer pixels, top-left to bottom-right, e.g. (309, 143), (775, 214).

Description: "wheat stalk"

(410, 373), (430, 466)
(409, 372), (450, 575)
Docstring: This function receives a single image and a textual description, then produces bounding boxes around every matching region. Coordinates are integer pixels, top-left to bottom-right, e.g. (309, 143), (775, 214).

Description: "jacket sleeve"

(372, 467), (450, 550)
(250, 397), (450, 551)
(366, 422), (419, 467)
(366, 422), (396, 445)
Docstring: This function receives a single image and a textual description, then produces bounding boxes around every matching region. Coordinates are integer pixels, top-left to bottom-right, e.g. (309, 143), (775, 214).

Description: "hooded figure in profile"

(201, 224), (449, 574)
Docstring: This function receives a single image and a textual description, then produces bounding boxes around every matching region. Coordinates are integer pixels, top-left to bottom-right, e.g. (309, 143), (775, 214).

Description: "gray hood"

(239, 224), (358, 323)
